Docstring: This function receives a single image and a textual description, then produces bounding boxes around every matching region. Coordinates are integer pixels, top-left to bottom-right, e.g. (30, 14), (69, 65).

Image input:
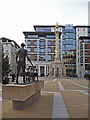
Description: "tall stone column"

(60, 33), (63, 62)
(55, 31), (60, 62)
(49, 22), (66, 77)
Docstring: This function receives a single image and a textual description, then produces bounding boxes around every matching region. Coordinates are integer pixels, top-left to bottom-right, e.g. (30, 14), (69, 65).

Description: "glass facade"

(62, 24), (76, 76)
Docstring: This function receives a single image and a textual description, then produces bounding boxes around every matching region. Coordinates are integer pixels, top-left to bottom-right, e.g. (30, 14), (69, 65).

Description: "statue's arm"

(26, 51), (33, 66)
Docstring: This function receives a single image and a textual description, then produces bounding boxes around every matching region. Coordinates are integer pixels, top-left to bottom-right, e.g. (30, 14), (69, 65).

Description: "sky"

(0, 0), (89, 45)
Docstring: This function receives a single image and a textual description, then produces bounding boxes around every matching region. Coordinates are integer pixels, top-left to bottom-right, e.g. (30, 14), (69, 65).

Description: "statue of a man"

(55, 22), (58, 30)
(16, 43), (33, 84)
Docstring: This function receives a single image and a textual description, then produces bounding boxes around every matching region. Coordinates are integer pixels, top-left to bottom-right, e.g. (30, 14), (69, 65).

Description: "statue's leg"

(22, 66), (25, 83)
(16, 66), (20, 84)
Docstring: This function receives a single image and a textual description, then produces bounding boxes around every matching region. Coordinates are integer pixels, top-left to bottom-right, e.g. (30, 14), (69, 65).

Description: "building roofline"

(23, 31), (61, 38)
(33, 25), (64, 27)
(0, 37), (20, 48)
(33, 25), (65, 31)
(23, 31), (61, 35)
(75, 25), (90, 28)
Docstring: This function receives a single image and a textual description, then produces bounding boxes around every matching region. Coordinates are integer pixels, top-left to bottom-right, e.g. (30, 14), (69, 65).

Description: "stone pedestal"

(49, 61), (66, 77)
(2, 81), (44, 110)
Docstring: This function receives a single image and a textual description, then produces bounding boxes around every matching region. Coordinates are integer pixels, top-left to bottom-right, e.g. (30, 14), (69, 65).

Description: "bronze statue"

(16, 43), (33, 84)
(55, 22), (58, 30)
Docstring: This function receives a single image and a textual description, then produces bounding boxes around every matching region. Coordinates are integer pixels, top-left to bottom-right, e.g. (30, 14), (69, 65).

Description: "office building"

(79, 36), (90, 77)
(0, 37), (20, 73)
(23, 24), (90, 77)
(75, 26), (89, 77)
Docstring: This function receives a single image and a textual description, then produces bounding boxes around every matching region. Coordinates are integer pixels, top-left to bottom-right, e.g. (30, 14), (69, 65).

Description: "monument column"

(49, 22), (66, 77)
(55, 31), (60, 62)
(61, 32), (63, 62)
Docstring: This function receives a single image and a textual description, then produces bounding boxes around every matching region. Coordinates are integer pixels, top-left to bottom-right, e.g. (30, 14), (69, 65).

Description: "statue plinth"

(2, 81), (44, 110)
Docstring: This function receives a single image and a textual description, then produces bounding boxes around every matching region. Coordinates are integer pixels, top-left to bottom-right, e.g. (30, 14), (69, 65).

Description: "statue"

(16, 43), (33, 84)
(55, 22), (59, 30)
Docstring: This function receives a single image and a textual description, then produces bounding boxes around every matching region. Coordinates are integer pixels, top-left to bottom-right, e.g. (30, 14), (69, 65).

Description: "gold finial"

(56, 22), (58, 29)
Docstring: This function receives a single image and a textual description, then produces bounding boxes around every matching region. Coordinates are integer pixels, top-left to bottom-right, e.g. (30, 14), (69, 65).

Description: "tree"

(2, 53), (11, 78)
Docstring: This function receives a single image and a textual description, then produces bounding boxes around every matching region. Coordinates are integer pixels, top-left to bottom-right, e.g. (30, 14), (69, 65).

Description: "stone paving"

(0, 77), (89, 119)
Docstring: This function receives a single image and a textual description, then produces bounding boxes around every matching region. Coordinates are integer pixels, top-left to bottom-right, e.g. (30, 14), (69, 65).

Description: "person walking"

(16, 43), (33, 84)
(11, 72), (16, 82)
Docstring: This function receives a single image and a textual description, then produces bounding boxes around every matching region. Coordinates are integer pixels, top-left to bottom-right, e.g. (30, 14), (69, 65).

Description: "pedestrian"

(2, 74), (9, 84)
(12, 72), (16, 82)
(16, 43), (33, 84)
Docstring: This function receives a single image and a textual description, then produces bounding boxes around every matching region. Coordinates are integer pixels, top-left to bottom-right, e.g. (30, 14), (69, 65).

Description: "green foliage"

(2, 53), (11, 77)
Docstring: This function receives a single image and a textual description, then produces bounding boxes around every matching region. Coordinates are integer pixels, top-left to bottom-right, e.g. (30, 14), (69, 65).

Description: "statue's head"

(21, 43), (25, 48)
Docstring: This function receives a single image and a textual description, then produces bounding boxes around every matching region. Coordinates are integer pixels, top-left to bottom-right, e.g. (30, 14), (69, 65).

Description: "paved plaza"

(0, 77), (89, 119)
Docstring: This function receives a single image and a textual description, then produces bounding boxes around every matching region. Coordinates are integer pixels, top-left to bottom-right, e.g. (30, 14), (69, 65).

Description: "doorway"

(40, 66), (44, 76)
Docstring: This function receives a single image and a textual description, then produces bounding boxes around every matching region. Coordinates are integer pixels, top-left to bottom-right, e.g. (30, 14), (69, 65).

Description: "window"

(85, 50), (88, 55)
(85, 64), (90, 70)
(5, 50), (9, 53)
(80, 51), (83, 56)
(48, 41), (51, 46)
(85, 57), (88, 63)
(85, 44), (88, 49)
(83, 28), (85, 31)
(65, 45), (74, 50)
(47, 35), (55, 39)
(47, 54), (51, 61)
(80, 57), (83, 63)
(39, 48), (46, 53)
(27, 40), (31, 46)
(27, 47), (31, 54)
(65, 39), (73, 44)
(34, 47), (37, 52)
(48, 47), (51, 53)
(59, 41), (61, 46)
(39, 54), (46, 61)
(34, 54), (37, 61)
(27, 35), (38, 39)
(54, 41), (56, 46)
(36, 27), (51, 32)
(34, 40), (37, 46)
(59, 47), (61, 52)
(39, 41), (46, 46)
